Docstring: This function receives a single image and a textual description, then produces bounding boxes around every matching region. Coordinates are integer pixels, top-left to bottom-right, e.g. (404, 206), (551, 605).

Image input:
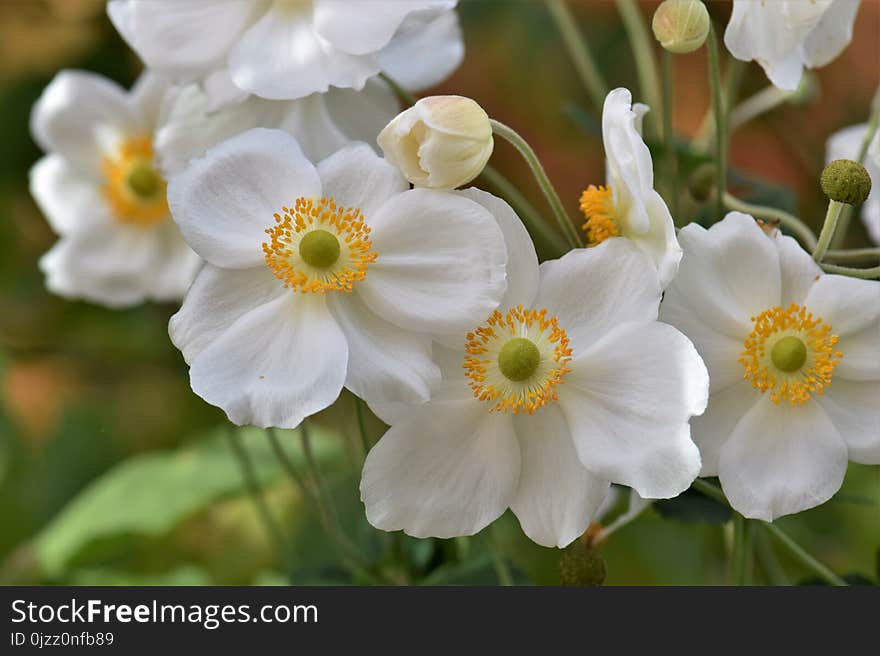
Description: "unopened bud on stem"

(652, 0), (710, 54)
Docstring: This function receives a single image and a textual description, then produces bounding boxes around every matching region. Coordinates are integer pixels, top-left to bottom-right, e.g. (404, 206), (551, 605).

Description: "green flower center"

(497, 337), (541, 382)
(299, 229), (341, 268)
(771, 335), (807, 373)
(125, 162), (163, 199)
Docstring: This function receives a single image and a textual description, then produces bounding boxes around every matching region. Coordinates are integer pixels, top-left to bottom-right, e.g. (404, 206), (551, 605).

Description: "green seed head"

(497, 337), (541, 382)
(299, 229), (340, 268)
(771, 336), (807, 373)
(820, 159), (872, 205)
(125, 162), (162, 199)
(559, 541), (607, 586)
(652, 0), (710, 54)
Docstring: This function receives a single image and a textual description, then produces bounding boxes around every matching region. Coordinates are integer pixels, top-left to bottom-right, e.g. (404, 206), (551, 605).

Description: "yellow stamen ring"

(739, 303), (842, 405)
(579, 184), (620, 247)
(102, 135), (168, 227)
(464, 306), (572, 415)
(263, 197), (376, 294)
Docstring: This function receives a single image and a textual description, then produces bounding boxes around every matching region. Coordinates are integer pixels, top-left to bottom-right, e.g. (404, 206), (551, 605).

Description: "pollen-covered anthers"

(464, 306), (572, 415)
(579, 184), (620, 247)
(102, 135), (168, 227)
(262, 197), (376, 294)
(739, 303), (842, 405)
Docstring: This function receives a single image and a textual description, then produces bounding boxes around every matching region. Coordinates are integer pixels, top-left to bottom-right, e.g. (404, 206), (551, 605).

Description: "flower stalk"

(707, 24), (727, 221)
(616, 0), (662, 136)
(812, 200), (845, 263)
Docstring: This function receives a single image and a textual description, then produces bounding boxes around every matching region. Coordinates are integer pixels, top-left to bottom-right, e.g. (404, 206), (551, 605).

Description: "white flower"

(107, 0), (463, 101)
(578, 88), (681, 288)
(168, 129), (509, 429)
(826, 123), (880, 244)
(724, 0), (860, 91)
(361, 236), (707, 548)
(30, 71), (200, 308)
(660, 212), (880, 521)
(378, 95), (493, 190)
(156, 77), (399, 174)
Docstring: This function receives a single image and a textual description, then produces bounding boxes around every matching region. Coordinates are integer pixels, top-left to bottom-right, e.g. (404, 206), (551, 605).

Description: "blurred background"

(0, 0), (877, 586)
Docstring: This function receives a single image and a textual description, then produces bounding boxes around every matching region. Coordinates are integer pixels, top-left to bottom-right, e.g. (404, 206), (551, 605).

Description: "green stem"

(755, 528), (789, 585)
(354, 396), (371, 458)
(490, 119), (581, 248)
(707, 25), (727, 221)
(819, 262), (880, 279)
(224, 427), (289, 562)
(662, 49), (679, 219)
(480, 164), (568, 257)
(379, 72), (417, 106)
(722, 192), (817, 250)
(266, 427), (314, 505)
(730, 514), (745, 585)
(615, 0), (661, 135)
(692, 479), (847, 587)
(824, 247), (880, 263)
(829, 88), (880, 249)
(813, 200), (845, 262)
(545, 0), (608, 114)
(728, 85), (792, 133)
(488, 526), (514, 586)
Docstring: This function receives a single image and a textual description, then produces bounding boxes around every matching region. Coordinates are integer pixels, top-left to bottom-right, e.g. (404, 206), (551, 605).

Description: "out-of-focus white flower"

(361, 237), (707, 548)
(579, 88), (681, 288)
(826, 124), (880, 244)
(724, 0), (860, 91)
(378, 95), (493, 189)
(660, 212), (880, 521)
(155, 77), (399, 174)
(29, 71), (200, 307)
(107, 0), (463, 102)
(168, 129), (509, 429)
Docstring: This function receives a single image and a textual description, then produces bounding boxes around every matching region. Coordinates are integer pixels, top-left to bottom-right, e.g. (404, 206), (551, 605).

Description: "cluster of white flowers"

(29, 1), (878, 551)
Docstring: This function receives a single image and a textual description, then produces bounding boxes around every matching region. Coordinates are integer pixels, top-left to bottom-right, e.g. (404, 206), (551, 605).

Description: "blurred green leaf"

(33, 424), (341, 578)
(69, 564), (212, 586)
(655, 487), (733, 525)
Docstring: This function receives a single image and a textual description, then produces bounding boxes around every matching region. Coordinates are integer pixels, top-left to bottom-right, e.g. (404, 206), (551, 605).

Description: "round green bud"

(498, 337), (541, 382)
(688, 162), (717, 202)
(771, 336), (807, 373)
(299, 229), (341, 268)
(820, 159), (872, 205)
(126, 163), (162, 199)
(652, 0), (710, 54)
(559, 541), (606, 586)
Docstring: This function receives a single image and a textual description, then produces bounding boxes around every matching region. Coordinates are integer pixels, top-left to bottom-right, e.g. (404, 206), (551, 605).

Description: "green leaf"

(33, 425), (341, 578)
(655, 487), (732, 525)
(68, 565), (213, 586)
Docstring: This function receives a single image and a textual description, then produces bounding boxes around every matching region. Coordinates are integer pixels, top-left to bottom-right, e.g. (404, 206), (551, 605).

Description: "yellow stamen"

(262, 197), (376, 293)
(102, 135), (168, 227)
(579, 184), (619, 246)
(739, 303), (842, 405)
(464, 306), (572, 415)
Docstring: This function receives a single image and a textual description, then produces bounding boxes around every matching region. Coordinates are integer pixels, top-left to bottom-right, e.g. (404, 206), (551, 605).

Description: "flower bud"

(377, 95), (494, 190)
(652, 0), (710, 54)
(821, 159), (872, 205)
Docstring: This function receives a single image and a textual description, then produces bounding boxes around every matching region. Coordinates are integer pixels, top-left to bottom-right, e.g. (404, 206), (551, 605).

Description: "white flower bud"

(652, 0), (710, 55)
(377, 95), (494, 190)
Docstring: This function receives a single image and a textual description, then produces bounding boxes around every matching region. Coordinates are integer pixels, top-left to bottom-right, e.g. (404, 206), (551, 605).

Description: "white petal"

(229, 5), (379, 100)
(624, 189), (682, 289)
(167, 128), (321, 268)
(327, 291), (439, 406)
(533, 240), (661, 350)
(662, 212), (780, 339)
(188, 292), (348, 428)
(358, 188), (507, 334)
(377, 9), (464, 91)
(323, 79), (400, 147)
(278, 93), (351, 162)
(107, 0), (257, 77)
(316, 142), (408, 217)
(510, 405), (609, 548)
(801, 0), (859, 68)
(817, 380), (880, 464)
(29, 155), (105, 236)
(691, 382), (762, 476)
(360, 401), (520, 538)
(145, 220), (202, 302)
(774, 231), (823, 304)
(455, 188), (539, 309)
(804, 274), (880, 381)
(314, 0), (455, 56)
(128, 71), (171, 131)
(169, 264), (284, 364)
(559, 321), (706, 499)
(30, 70), (137, 176)
(718, 397), (847, 521)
